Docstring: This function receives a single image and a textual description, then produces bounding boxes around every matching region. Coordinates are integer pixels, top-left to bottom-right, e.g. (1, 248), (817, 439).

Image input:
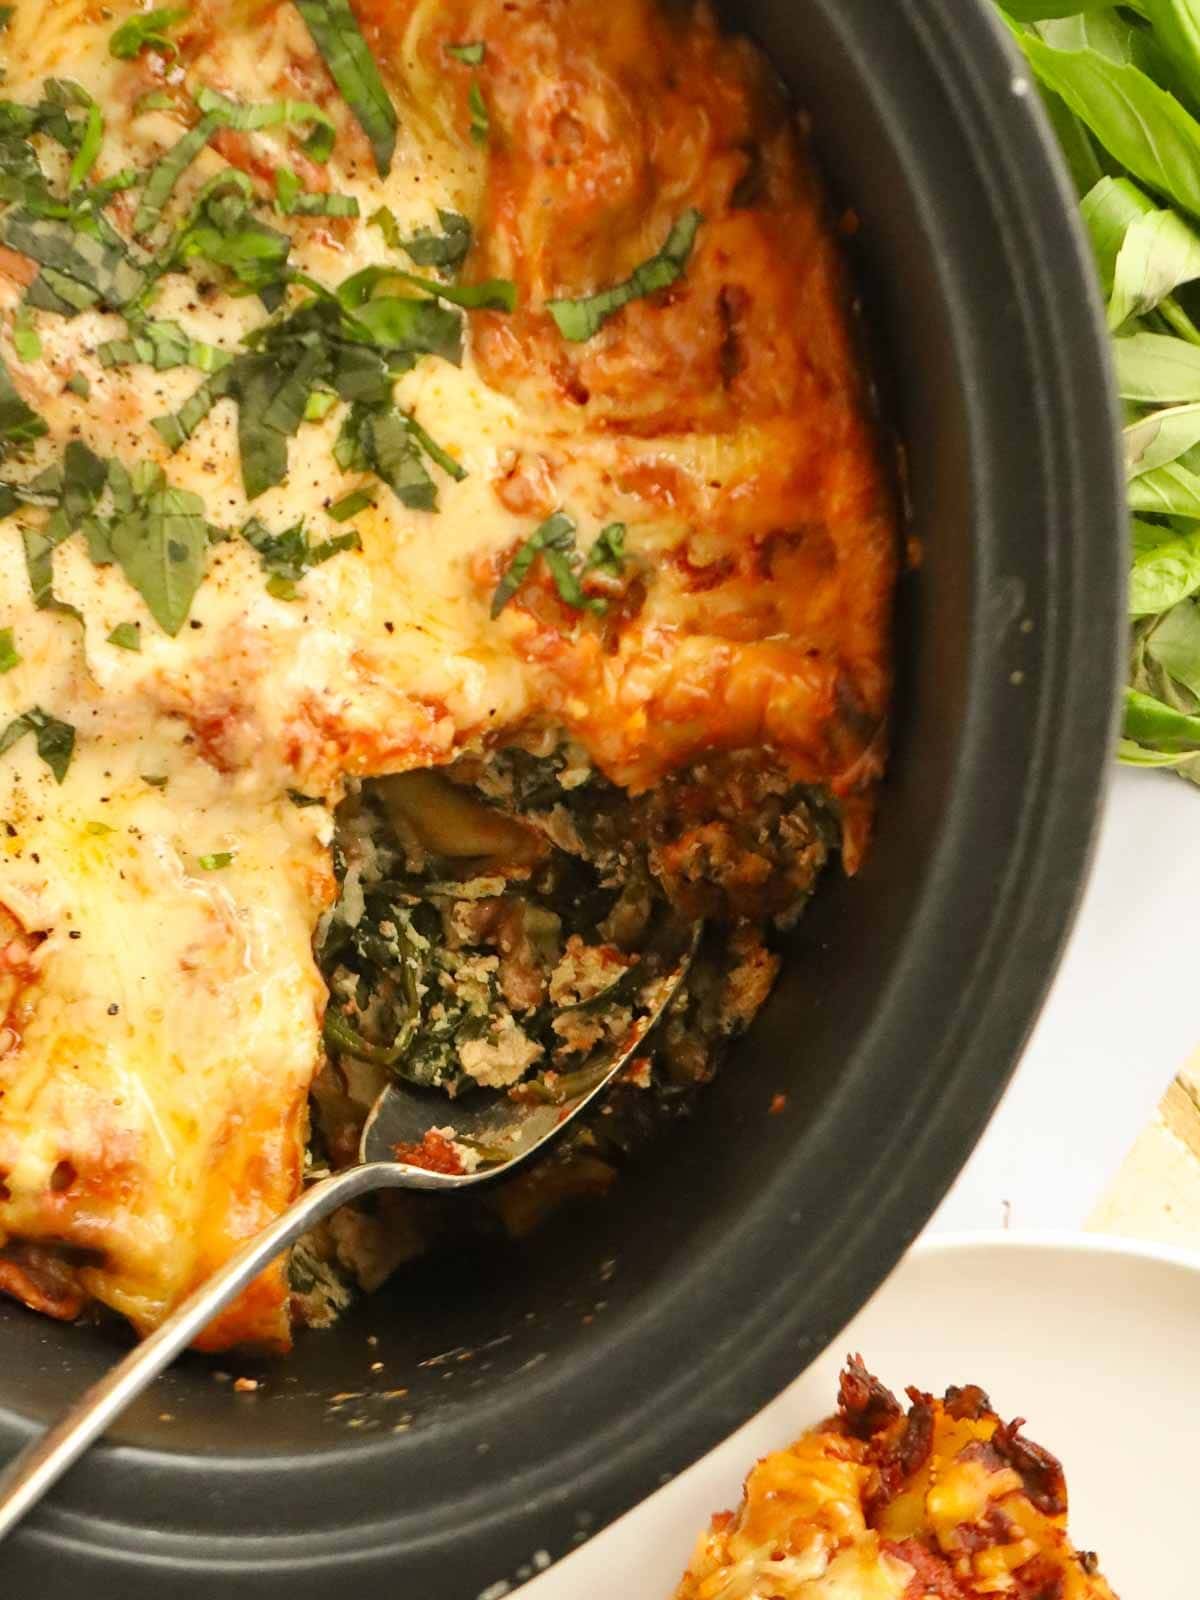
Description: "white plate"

(524, 1232), (1200, 1598)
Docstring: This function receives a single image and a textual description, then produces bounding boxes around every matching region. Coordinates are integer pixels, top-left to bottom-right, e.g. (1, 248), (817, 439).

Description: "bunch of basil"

(1000, 1), (1200, 780)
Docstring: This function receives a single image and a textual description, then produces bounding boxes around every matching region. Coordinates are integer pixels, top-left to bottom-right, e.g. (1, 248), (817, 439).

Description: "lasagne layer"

(0, 0), (895, 1347)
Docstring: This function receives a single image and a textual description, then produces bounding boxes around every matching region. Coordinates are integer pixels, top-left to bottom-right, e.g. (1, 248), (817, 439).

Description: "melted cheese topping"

(675, 1377), (1118, 1600)
(0, 0), (894, 1346)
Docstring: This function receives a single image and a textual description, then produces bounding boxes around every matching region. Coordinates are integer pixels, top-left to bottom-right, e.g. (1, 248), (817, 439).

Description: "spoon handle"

(0, 1161), (430, 1543)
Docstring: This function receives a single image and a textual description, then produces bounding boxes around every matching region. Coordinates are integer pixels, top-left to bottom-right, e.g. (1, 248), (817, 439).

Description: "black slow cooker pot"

(0, 1), (1125, 1593)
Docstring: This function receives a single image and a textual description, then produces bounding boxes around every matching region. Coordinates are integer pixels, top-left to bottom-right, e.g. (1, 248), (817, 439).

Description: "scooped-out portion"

(0, 0), (895, 1350)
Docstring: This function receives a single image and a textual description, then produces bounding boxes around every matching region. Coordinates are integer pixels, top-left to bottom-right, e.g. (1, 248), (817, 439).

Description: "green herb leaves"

(240, 514), (359, 599)
(491, 514), (626, 618)
(0, 628), (19, 672)
(109, 475), (209, 634)
(547, 209), (703, 341)
(0, 354), (46, 453)
(294, 0), (397, 176)
(0, 707), (75, 782)
(109, 7), (189, 60)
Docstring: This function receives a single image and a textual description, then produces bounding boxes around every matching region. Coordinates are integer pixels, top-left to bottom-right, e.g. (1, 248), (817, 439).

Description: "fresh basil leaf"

(305, 388), (338, 420)
(2, 208), (146, 313)
(197, 850), (235, 870)
(12, 309), (40, 362)
(1002, 1), (1113, 17)
(1011, 24), (1200, 220)
(1039, 86), (1109, 198)
(240, 513), (359, 593)
(348, 294), (463, 363)
(446, 41), (485, 65)
(61, 439), (107, 529)
(584, 522), (626, 575)
(1129, 458), (1200, 515)
(1125, 683), (1200, 748)
(0, 353), (46, 452)
(68, 98), (103, 193)
(151, 365), (233, 450)
(400, 209), (472, 273)
(109, 482), (209, 634)
(109, 6), (189, 60)
(294, 0), (397, 176)
(107, 620), (141, 650)
(22, 514), (81, 619)
(547, 209), (703, 341)
(1147, 594), (1200, 694)
(1130, 520), (1200, 613)
(133, 89), (177, 116)
(194, 85), (337, 163)
(1126, 403), (1200, 477)
(172, 182), (292, 292)
(1115, 331), (1200, 400)
(0, 627), (19, 671)
(1143, 2), (1200, 100)
(402, 409), (465, 481)
(99, 317), (232, 373)
(373, 266), (514, 312)
(327, 487), (373, 521)
(133, 113), (219, 235)
(1109, 204), (1200, 328)
(0, 707), (75, 782)
(358, 406), (437, 509)
(65, 373), (90, 398)
(491, 512), (606, 617)
(274, 166), (359, 216)
(468, 79), (489, 146)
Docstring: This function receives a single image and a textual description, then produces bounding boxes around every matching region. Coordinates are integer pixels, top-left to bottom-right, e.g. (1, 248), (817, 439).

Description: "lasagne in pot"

(0, 0), (895, 1349)
(676, 1361), (1118, 1600)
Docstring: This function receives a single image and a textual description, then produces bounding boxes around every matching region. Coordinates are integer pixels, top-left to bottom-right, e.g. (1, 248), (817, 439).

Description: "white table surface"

(932, 765), (1198, 1234)
(522, 764), (1197, 1599)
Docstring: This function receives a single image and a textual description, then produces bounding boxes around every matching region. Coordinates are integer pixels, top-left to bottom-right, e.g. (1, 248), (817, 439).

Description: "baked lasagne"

(0, 0), (895, 1349)
(676, 1361), (1118, 1600)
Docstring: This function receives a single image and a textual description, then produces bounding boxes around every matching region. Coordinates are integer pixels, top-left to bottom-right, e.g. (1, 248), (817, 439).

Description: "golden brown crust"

(675, 1360), (1118, 1600)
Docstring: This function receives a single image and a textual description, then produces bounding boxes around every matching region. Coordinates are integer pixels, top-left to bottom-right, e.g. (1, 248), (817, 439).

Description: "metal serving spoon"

(0, 923), (698, 1543)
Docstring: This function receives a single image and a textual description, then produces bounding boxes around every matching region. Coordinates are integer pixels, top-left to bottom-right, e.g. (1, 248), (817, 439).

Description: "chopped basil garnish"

(370, 207), (472, 274)
(468, 80), (489, 147)
(108, 471), (210, 635)
(197, 850), (234, 870)
(547, 208), (702, 342)
(327, 487), (373, 521)
(294, 0), (397, 176)
(341, 263), (513, 312)
(67, 97), (103, 193)
(0, 353), (47, 451)
(133, 113), (220, 236)
(287, 788), (323, 807)
(12, 309), (40, 362)
(107, 621), (141, 650)
(109, 7), (190, 61)
(334, 401), (463, 509)
(0, 8), (13, 31)
(0, 706), (75, 782)
(194, 85), (337, 163)
(491, 512), (607, 618)
(0, 627), (19, 671)
(586, 522), (627, 575)
(2, 208), (146, 315)
(275, 167), (359, 217)
(22, 519), (80, 618)
(240, 514), (360, 599)
(99, 318), (232, 373)
(170, 172), (292, 296)
(65, 373), (90, 398)
(445, 42), (485, 66)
